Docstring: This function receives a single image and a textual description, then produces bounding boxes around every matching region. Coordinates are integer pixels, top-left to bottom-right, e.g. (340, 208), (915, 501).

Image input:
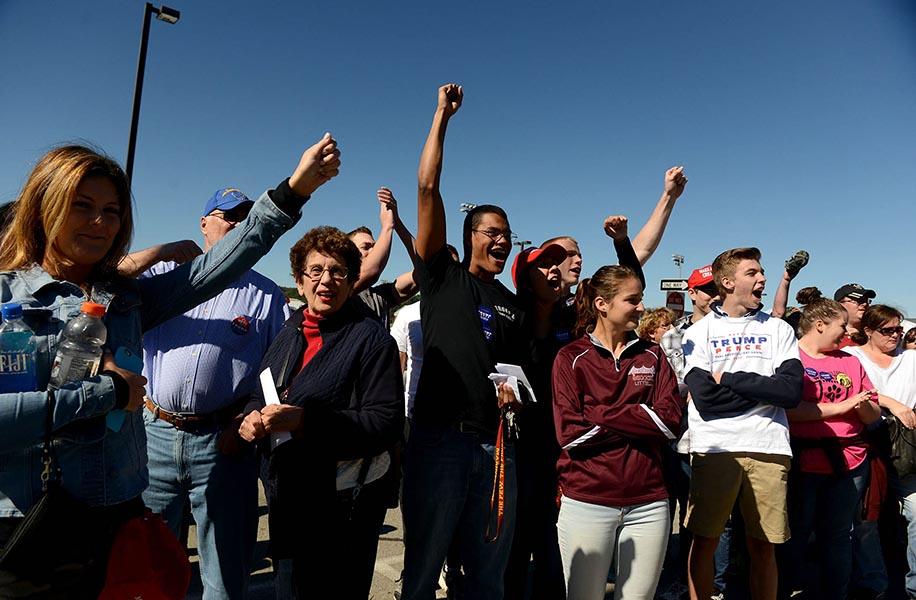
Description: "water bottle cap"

(1, 303), (22, 321)
(81, 302), (106, 318)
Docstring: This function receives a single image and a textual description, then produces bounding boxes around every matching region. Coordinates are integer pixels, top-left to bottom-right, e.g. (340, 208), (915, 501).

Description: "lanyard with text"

(485, 409), (507, 543)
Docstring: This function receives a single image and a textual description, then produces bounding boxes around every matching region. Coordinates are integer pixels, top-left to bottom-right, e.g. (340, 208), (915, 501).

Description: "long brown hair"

(574, 265), (639, 336)
(0, 145), (133, 279)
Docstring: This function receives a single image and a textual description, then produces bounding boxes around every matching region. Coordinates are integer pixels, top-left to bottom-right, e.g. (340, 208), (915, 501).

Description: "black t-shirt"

(413, 247), (526, 435)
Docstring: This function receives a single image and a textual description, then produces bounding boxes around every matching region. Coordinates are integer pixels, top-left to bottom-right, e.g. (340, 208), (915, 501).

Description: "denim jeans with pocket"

(142, 414), (258, 600)
(401, 423), (517, 600)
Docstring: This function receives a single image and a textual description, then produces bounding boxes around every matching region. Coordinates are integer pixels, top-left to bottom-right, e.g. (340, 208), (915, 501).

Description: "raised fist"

(289, 133), (341, 197)
(603, 215), (629, 241)
(664, 166), (687, 200)
(377, 187), (400, 230)
(438, 84), (463, 118)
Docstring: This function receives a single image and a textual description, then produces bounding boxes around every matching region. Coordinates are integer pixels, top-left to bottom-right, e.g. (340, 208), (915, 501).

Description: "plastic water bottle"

(0, 303), (38, 393)
(49, 302), (107, 388)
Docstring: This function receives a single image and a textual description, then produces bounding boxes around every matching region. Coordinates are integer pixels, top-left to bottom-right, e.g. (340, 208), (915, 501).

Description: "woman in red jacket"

(552, 265), (683, 600)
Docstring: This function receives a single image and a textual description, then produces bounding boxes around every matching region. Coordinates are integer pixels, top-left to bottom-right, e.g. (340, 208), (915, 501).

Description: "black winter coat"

(253, 300), (403, 557)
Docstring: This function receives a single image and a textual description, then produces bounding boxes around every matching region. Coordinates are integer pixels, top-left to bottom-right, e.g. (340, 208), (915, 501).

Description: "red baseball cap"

(687, 265), (714, 289)
(512, 243), (567, 289)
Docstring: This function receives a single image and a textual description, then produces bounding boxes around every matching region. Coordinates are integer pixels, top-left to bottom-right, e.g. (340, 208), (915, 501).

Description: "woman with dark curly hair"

(239, 225), (403, 598)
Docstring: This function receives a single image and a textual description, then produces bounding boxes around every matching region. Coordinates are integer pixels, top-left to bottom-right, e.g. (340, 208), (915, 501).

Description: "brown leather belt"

(144, 397), (245, 432)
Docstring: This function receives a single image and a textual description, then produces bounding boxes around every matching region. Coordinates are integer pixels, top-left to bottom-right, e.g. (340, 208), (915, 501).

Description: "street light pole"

(125, 3), (180, 183)
(672, 254), (685, 279)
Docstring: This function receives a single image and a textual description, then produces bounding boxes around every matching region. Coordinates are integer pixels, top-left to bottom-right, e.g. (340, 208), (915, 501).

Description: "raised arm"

(603, 215), (646, 289)
(770, 251), (809, 319)
(117, 240), (203, 278)
(416, 84), (462, 261)
(384, 188), (419, 300)
(139, 133), (341, 330)
(352, 189), (399, 293)
(631, 166), (687, 266)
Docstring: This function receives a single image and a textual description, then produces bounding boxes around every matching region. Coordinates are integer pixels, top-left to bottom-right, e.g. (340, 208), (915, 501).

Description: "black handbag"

(889, 416), (916, 479)
(0, 392), (102, 582)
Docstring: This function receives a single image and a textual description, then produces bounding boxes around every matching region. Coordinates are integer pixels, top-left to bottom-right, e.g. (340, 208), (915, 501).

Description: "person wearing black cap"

(834, 283), (877, 348)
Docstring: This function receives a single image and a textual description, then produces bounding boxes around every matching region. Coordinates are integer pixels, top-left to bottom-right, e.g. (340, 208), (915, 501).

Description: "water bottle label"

(0, 331), (37, 393)
(0, 351), (31, 375)
(51, 354), (100, 385)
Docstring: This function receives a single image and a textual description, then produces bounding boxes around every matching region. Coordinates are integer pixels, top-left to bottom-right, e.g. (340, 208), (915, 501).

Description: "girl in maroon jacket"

(552, 265), (683, 600)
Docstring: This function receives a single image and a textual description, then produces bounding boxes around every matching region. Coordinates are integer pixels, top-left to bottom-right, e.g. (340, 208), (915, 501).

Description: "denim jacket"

(0, 189), (299, 517)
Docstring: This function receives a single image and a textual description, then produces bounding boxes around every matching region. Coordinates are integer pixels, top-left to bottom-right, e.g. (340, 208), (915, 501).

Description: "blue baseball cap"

(202, 188), (253, 217)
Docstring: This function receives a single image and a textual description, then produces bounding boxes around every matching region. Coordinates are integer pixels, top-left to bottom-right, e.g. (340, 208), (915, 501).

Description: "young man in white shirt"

(682, 247), (803, 600)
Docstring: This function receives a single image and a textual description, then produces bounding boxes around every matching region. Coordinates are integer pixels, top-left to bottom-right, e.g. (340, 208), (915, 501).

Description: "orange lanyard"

(485, 411), (507, 543)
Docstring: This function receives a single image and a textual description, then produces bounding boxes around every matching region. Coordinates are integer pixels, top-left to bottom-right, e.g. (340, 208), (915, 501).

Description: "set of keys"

(505, 408), (519, 439)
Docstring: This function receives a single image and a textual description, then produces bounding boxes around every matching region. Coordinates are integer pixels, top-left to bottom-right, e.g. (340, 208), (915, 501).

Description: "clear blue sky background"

(2, 0), (915, 313)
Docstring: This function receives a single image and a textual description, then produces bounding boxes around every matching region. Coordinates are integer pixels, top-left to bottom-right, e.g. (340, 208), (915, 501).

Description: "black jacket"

(253, 300), (403, 557)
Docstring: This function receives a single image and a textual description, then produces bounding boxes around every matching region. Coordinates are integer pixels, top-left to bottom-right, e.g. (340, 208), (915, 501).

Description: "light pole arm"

(125, 3), (155, 184)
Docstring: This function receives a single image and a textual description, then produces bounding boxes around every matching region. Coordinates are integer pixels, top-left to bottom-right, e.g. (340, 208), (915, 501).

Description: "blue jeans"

(781, 460), (868, 598)
(401, 423), (517, 600)
(892, 472), (916, 597)
(142, 414), (258, 600)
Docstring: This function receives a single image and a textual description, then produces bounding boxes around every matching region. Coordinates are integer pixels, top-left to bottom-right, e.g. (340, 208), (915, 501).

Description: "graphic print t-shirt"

(683, 307), (799, 456)
(791, 350), (873, 474)
(413, 247), (526, 435)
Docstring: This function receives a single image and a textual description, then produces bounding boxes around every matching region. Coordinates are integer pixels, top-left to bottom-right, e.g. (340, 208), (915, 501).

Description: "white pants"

(557, 496), (669, 600)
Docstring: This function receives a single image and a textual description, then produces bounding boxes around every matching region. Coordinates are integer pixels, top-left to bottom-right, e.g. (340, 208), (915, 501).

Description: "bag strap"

(40, 390), (60, 492)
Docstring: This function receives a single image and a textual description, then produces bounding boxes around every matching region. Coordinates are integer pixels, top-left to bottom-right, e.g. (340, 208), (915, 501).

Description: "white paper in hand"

(494, 363), (537, 404)
(259, 367), (292, 450)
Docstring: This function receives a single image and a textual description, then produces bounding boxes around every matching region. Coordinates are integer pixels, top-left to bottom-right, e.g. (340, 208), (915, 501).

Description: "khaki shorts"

(685, 452), (791, 543)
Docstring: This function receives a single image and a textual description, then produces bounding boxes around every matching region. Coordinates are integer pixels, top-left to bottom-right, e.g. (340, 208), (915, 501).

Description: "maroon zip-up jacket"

(552, 334), (684, 507)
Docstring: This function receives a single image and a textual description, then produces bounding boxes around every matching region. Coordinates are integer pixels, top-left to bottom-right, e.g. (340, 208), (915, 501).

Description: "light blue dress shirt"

(141, 262), (290, 414)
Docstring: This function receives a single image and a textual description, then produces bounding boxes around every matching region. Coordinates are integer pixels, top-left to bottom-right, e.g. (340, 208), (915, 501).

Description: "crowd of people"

(0, 83), (914, 600)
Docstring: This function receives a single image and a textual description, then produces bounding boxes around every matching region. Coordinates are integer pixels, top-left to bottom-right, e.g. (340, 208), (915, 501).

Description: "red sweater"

(552, 335), (683, 507)
(299, 310), (324, 372)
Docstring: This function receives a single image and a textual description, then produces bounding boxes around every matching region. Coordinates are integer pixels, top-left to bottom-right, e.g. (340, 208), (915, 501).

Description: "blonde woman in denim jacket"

(0, 138), (339, 596)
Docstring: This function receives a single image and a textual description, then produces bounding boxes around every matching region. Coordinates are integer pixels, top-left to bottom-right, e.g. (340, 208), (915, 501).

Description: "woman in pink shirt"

(781, 298), (881, 599)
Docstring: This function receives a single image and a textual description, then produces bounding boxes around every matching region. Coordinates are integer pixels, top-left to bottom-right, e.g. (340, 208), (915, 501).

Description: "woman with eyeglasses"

(843, 304), (916, 598)
(238, 225), (403, 598)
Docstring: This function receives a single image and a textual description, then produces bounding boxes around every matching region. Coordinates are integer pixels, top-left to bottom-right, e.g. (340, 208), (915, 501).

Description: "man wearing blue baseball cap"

(129, 187), (291, 598)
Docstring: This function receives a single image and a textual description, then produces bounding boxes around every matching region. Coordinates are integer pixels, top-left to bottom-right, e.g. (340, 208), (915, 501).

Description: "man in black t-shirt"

(401, 84), (525, 600)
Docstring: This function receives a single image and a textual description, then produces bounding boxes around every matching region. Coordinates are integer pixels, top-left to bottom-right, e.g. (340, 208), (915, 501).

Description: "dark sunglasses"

(209, 204), (252, 224)
(695, 284), (718, 297)
(876, 326), (904, 336)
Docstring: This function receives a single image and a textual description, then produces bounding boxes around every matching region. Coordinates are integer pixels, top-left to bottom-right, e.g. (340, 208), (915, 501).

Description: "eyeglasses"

(304, 265), (349, 282)
(473, 228), (513, 243)
(841, 297), (871, 306)
(876, 325), (904, 337)
(209, 205), (251, 224)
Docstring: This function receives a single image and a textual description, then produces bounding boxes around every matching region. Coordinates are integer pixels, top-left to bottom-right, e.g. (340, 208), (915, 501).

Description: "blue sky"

(2, 1), (915, 313)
